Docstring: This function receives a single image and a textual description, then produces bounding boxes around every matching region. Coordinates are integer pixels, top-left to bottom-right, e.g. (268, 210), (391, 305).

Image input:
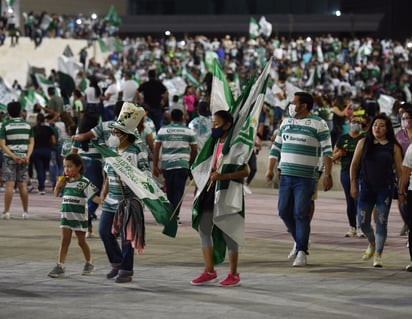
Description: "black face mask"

(211, 126), (225, 138)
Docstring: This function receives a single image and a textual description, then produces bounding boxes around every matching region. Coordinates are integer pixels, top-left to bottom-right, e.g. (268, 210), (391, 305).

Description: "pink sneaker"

(219, 273), (240, 287)
(190, 271), (218, 285)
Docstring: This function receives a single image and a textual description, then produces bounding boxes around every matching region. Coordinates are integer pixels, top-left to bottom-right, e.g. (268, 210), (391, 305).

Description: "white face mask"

(107, 135), (121, 148)
(289, 104), (297, 118)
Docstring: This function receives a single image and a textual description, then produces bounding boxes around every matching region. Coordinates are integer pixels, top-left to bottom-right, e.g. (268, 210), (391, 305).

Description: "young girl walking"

(48, 153), (101, 278)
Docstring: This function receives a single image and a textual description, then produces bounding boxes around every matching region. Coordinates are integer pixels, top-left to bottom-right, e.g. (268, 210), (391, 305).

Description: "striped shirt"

(269, 114), (332, 179)
(72, 138), (104, 163)
(60, 176), (99, 231)
(0, 117), (33, 158)
(102, 143), (150, 213)
(155, 123), (197, 170)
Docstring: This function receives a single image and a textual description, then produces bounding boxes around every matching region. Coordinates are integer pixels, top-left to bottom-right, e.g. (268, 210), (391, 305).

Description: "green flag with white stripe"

(94, 144), (177, 238)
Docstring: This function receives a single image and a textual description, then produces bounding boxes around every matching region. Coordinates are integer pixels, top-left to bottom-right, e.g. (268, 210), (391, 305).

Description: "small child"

(48, 153), (101, 278)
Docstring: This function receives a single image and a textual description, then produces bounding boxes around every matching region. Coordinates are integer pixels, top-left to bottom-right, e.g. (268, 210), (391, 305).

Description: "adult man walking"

(265, 92), (333, 267)
(152, 109), (197, 223)
(137, 69), (168, 132)
(0, 102), (34, 219)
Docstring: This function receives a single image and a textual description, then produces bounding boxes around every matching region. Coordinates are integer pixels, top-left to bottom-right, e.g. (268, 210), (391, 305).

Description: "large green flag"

(191, 58), (272, 264)
(94, 144), (177, 238)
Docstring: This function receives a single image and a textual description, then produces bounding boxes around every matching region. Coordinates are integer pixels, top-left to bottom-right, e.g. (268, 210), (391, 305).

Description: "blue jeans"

(83, 159), (103, 227)
(278, 175), (316, 253)
(357, 182), (393, 254)
(340, 171), (358, 228)
(162, 168), (189, 218)
(31, 148), (51, 191)
(99, 211), (134, 275)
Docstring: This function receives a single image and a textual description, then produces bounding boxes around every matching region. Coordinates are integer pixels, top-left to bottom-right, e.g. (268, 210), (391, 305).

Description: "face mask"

(107, 134), (121, 148)
(211, 126), (225, 138)
(289, 104), (297, 118)
(349, 122), (361, 132)
(64, 170), (76, 179)
(402, 119), (410, 129)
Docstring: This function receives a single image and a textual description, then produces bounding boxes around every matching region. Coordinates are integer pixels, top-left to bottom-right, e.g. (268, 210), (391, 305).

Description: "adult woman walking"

(350, 113), (403, 267)
(99, 103), (149, 283)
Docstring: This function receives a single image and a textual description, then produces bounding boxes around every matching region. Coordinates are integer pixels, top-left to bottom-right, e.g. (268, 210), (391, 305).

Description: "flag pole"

(168, 179), (195, 222)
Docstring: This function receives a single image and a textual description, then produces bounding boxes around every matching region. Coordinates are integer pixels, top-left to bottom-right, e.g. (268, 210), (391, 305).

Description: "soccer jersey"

(269, 114), (332, 179)
(60, 176), (99, 231)
(0, 117), (33, 158)
(155, 123), (197, 170)
(102, 143), (150, 213)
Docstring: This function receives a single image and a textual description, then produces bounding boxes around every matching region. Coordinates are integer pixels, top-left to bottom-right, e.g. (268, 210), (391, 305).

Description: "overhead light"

(335, 10), (341, 17)
(165, 30), (171, 36)
(76, 18), (82, 25)
(91, 13), (97, 20)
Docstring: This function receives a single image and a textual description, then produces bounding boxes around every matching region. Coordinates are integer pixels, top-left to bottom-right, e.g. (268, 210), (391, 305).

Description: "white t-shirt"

(85, 87), (100, 104)
(103, 83), (118, 107)
(121, 80), (138, 102)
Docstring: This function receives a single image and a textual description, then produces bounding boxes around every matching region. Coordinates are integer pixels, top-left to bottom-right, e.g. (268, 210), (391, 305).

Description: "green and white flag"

(249, 17), (260, 39)
(34, 73), (55, 96)
(210, 59), (235, 115)
(259, 16), (272, 39)
(378, 94), (395, 115)
(191, 58), (272, 264)
(94, 144), (177, 238)
(0, 76), (18, 111)
(58, 55), (83, 97)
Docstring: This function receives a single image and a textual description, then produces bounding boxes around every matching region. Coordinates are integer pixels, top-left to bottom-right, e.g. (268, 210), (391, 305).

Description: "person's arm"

(72, 130), (95, 142)
(100, 175), (109, 202)
(92, 195), (102, 205)
(189, 143), (198, 167)
(349, 138), (365, 199)
(394, 144), (403, 181)
(322, 156), (333, 191)
(210, 164), (249, 182)
(265, 157), (278, 182)
(152, 141), (162, 177)
(54, 176), (67, 197)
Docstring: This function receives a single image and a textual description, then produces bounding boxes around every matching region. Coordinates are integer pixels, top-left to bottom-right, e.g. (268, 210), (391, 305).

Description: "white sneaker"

(345, 227), (357, 237)
(405, 262), (412, 272)
(288, 242), (298, 260)
(293, 251), (307, 267)
(22, 212), (29, 220)
(243, 185), (252, 195)
(2, 212), (10, 220)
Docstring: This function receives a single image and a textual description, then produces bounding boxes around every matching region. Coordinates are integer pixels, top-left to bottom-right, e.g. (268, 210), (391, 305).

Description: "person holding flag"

(191, 58), (272, 287)
(191, 110), (249, 287)
(266, 91), (333, 267)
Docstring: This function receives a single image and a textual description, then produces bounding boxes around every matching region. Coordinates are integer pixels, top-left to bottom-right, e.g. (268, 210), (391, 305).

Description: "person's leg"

(341, 171), (357, 228)
(75, 230), (92, 262)
(118, 229), (134, 278)
(58, 228), (73, 264)
(374, 188), (392, 255)
(278, 175), (295, 239)
(293, 177), (316, 254)
(98, 211), (121, 267)
(198, 211), (215, 273)
(3, 159), (18, 214)
(357, 183), (376, 244)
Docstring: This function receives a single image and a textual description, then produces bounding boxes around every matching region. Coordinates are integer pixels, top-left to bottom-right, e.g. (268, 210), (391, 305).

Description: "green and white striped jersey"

(60, 176), (99, 231)
(0, 117), (33, 158)
(269, 115), (332, 179)
(155, 123), (197, 170)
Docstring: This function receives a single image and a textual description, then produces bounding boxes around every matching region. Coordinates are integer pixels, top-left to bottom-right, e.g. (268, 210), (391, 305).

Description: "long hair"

(362, 113), (403, 160)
